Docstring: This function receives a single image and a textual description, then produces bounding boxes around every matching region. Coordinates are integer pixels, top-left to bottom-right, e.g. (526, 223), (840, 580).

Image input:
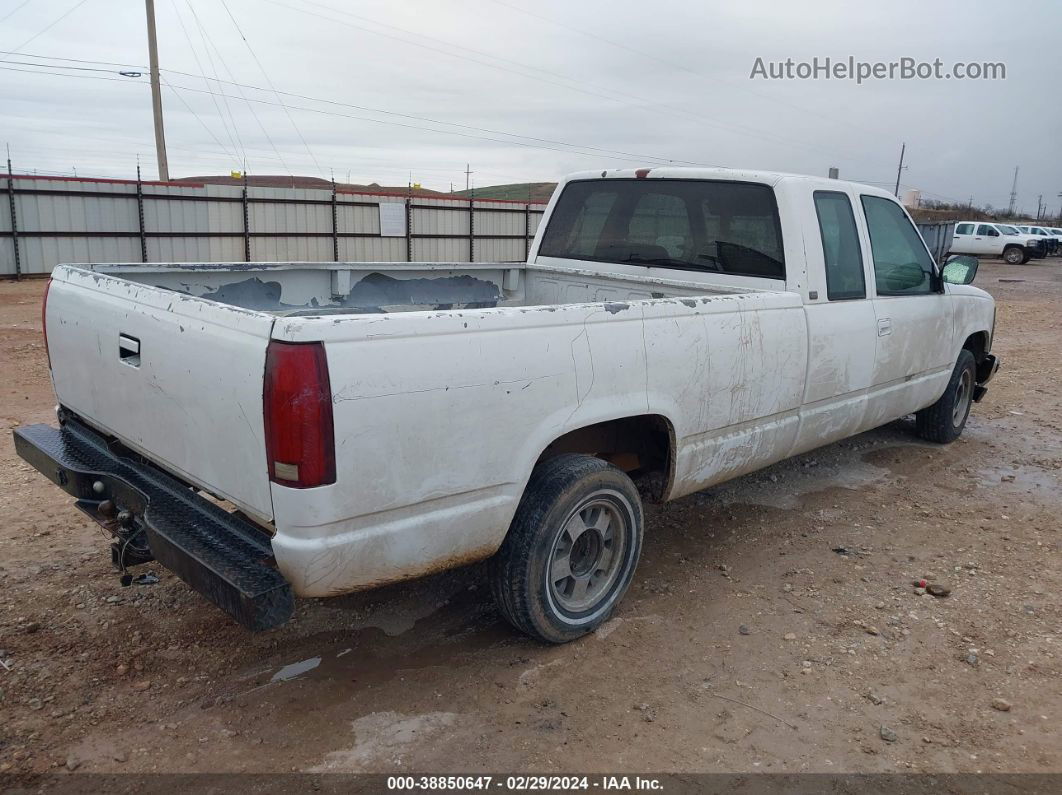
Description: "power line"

(0, 62), (692, 168)
(160, 74), (242, 161)
(0, 49), (147, 68)
(0, 0), (36, 24)
(0, 57), (128, 73)
(489, 0), (886, 143)
(0, 62), (139, 82)
(183, 0), (249, 166)
(2, 47), (860, 172)
(169, 0), (241, 162)
(219, 0), (322, 177)
(6, 49), (713, 166)
(271, 0), (885, 167)
(167, 14), (292, 174)
(0, 0), (90, 62)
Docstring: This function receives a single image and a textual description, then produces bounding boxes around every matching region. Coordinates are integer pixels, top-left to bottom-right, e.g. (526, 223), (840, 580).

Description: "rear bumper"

(12, 419), (293, 631)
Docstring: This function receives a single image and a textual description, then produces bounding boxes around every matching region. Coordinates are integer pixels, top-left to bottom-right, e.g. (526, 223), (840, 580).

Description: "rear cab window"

(813, 191), (865, 300)
(538, 179), (785, 280)
(955, 223), (974, 235)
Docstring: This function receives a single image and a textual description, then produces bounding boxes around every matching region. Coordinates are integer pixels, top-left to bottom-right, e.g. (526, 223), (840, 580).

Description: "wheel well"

(537, 415), (675, 502)
(962, 331), (988, 362)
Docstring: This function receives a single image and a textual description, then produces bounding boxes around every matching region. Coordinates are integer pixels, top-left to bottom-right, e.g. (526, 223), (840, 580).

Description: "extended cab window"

(955, 223), (974, 235)
(813, 191), (865, 300)
(539, 179), (785, 279)
(860, 195), (935, 296)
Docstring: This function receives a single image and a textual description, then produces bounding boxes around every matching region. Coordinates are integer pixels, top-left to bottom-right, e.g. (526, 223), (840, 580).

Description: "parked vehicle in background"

(951, 221), (1041, 263)
(14, 167), (1000, 644)
(1016, 225), (1059, 255)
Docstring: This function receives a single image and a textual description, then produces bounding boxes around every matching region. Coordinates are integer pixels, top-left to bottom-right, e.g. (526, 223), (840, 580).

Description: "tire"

(1003, 246), (1024, 265)
(489, 454), (643, 644)
(1020, 252), (1031, 265)
(915, 349), (976, 444)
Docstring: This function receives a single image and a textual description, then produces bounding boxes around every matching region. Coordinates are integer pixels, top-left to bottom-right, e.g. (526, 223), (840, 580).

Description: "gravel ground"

(0, 258), (1059, 780)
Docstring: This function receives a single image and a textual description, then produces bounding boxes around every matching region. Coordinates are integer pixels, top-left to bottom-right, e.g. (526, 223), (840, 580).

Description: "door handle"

(877, 318), (892, 337)
(119, 334), (141, 367)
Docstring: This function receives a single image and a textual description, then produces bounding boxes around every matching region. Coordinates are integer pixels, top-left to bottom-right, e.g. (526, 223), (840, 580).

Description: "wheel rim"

(548, 492), (629, 614)
(953, 367), (973, 427)
(1005, 249), (1020, 263)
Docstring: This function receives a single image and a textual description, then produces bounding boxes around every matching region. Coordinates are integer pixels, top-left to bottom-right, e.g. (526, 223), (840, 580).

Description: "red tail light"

(42, 278), (52, 369)
(263, 341), (336, 489)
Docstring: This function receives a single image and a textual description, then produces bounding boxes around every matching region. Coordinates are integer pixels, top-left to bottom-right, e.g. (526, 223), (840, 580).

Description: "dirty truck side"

(14, 167), (999, 643)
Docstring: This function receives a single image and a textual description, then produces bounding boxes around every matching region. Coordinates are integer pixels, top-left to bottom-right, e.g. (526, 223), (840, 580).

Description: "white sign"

(378, 202), (407, 237)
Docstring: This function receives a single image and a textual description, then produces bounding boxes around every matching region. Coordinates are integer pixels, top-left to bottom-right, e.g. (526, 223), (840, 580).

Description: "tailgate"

(45, 266), (276, 521)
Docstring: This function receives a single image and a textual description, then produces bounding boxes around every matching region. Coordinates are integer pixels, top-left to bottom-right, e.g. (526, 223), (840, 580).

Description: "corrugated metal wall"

(0, 174), (546, 276)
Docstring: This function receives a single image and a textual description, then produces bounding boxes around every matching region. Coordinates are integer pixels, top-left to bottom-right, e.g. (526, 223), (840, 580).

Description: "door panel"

(858, 195), (954, 428)
(792, 189), (877, 455)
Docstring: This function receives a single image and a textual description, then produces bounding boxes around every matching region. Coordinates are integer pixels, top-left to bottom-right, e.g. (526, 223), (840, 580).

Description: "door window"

(976, 224), (996, 236)
(860, 196), (935, 296)
(813, 191), (865, 300)
(955, 223), (974, 235)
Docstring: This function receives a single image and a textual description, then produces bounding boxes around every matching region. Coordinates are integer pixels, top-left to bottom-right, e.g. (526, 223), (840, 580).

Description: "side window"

(860, 195), (935, 296)
(813, 191), (865, 300)
(976, 224), (995, 235)
(955, 223), (974, 235)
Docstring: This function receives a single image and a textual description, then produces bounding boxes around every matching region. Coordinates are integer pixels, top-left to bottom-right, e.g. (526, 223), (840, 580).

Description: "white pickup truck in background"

(15, 168), (999, 643)
(950, 221), (1044, 264)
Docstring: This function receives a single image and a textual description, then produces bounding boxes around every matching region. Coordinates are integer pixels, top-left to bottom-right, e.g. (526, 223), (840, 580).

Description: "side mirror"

(942, 255), (979, 286)
(882, 262), (929, 292)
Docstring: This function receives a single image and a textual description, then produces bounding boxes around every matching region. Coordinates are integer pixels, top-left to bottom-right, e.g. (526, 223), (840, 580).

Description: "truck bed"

(81, 261), (756, 316)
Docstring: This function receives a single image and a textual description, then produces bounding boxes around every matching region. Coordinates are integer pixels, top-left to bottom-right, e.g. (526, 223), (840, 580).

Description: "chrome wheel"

(953, 367), (973, 427)
(548, 491), (630, 614)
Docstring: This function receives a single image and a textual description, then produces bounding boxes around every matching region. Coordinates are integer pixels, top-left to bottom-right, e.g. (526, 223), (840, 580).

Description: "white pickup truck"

(15, 168), (999, 643)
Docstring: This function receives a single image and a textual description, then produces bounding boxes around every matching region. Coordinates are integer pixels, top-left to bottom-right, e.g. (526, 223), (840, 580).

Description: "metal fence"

(1, 173), (548, 277)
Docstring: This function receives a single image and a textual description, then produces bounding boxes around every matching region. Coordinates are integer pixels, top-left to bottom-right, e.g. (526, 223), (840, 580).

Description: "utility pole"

(464, 163), (473, 192)
(1007, 166), (1019, 216)
(1036, 194), (1044, 220)
(145, 0), (169, 181)
(893, 143), (905, 197)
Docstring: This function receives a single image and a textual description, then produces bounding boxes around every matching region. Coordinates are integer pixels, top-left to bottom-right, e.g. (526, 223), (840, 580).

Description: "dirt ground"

(0, 258), (1059, 780)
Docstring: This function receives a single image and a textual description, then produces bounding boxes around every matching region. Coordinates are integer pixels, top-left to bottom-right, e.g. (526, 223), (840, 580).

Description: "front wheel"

(916, 349), (976, 443)
(1003, 246), (1024, 265)
(489, 454), (643, 644)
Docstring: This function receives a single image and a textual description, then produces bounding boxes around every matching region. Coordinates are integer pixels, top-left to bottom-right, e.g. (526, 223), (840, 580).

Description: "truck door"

(792, 189), (878, 454)
(859, 195), (953, 427)
(951, 222), (976, 254)
(975, 223), (1002, 255)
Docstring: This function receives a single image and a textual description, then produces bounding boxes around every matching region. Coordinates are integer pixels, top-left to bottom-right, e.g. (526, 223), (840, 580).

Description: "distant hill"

(173, 175), (450, 197)
(454, 182), (556, 203)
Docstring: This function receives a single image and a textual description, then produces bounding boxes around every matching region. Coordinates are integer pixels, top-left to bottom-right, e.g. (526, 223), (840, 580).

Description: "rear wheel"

(489, 454), (643, 644)
(1003, 246), (1024, 265)
(916, 349), (976, 443)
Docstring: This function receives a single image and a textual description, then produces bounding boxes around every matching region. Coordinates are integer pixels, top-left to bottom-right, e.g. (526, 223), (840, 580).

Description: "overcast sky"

(2, 0), (1060, 213)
